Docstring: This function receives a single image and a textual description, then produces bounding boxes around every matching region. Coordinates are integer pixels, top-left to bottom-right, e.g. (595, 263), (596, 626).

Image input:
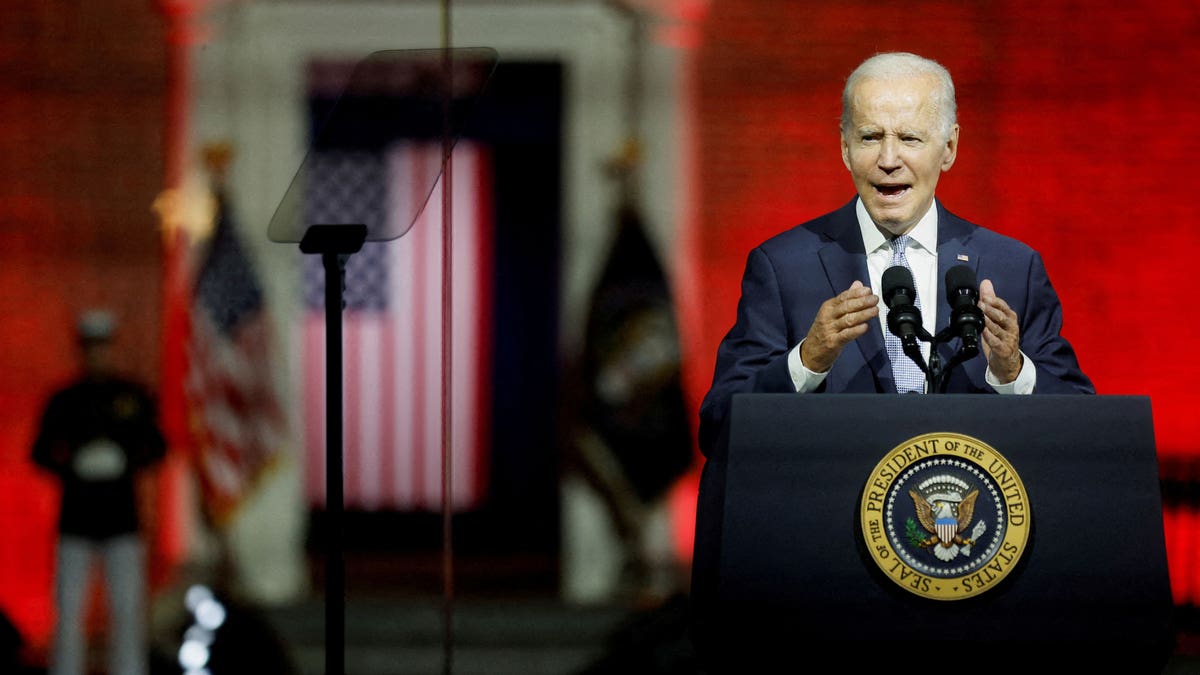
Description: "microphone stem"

(928, 348), (941, 393)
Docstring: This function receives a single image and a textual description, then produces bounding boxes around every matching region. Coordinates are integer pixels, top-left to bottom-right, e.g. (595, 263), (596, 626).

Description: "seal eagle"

(910, 488), (981, 561)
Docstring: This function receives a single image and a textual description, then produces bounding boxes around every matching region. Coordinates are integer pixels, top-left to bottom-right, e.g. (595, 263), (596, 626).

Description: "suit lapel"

(935, 205), (978, 336)
(816, 200), (890, 392)
(935, 202), (987, 390)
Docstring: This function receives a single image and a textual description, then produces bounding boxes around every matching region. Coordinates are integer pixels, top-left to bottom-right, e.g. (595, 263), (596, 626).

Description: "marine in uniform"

(32, 309), (165, 675)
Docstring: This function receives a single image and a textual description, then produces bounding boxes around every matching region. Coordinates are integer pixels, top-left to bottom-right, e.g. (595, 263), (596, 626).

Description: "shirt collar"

(854, 197), (939, 254)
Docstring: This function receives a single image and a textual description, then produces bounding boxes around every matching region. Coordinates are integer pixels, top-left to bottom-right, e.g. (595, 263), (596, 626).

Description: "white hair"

(840, 52), (957, 141)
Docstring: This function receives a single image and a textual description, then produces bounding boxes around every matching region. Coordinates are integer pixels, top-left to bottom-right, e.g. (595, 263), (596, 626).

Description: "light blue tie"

(886, 235), (925, 393)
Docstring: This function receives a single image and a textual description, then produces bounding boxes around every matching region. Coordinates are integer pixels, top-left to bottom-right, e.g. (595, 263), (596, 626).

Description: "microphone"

(944, 265), (984, 358)
(882, 265), (925, 348)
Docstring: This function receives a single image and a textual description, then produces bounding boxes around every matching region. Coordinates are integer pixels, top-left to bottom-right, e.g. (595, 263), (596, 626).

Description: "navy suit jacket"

(698, 198), (1095, 455)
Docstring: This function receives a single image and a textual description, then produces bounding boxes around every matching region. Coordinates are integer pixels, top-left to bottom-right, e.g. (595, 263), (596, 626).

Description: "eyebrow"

(853, 126), (929, 138)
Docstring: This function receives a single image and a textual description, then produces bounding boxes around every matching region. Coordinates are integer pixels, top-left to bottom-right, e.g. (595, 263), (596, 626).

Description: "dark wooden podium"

(691, 394), (1175, 674)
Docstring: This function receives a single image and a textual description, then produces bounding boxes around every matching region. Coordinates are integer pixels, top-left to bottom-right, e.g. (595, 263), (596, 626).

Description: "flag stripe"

(451, 147), (479, 508)
(391, 221), (417, 510)
(361, 318), (385, 509)
(378, 287), (398, 508)
(304, 313), (327, 505)
(344, 313), (363, 508)
(388, 146), (417, 510)
(422, 147), (444, 507)
(410, 148), (430, 509)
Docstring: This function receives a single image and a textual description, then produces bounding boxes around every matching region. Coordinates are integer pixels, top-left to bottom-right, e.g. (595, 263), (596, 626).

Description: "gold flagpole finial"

(201, 140), (234, 186)
(152, 140), (229, 244)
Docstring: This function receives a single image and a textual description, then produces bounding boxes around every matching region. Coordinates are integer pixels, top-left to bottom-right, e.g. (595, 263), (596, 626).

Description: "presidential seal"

(859, 432), (1030, 601)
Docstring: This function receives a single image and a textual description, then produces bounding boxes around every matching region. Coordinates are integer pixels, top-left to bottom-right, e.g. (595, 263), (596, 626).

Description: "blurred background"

(1, 1), (1199, 673)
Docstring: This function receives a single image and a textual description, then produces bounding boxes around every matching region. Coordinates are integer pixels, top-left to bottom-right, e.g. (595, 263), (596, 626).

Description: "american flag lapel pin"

(957, 254), (969, 262)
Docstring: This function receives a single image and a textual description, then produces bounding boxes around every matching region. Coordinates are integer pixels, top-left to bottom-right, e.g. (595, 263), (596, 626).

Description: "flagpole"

(155, 0), (198, 589)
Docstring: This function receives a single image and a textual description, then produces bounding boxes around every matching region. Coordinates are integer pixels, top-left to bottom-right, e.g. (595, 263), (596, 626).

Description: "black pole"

(300, 224), (367, 675)
(322, 249), (346, 675)
(929, 326), (981, 393)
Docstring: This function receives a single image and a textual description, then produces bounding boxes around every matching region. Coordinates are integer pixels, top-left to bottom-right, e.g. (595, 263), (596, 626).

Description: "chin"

(868, 210), (916, 234)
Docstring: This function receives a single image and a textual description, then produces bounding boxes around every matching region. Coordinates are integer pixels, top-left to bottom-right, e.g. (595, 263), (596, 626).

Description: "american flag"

(186, 190), (287, 526)
(300, 141), (491, 512)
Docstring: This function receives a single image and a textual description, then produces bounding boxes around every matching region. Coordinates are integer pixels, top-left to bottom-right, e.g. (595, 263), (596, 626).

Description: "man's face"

(841, 74), (959, 235)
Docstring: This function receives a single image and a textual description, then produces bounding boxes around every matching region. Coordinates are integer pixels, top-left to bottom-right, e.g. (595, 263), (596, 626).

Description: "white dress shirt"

(786, 198), (1035, 394)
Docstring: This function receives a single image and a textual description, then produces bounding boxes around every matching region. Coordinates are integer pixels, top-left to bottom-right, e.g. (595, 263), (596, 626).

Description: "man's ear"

(941, 124), (960, 172)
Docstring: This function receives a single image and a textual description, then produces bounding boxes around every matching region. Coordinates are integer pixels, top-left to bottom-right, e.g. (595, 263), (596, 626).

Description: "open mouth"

(875, 184), (910, 199)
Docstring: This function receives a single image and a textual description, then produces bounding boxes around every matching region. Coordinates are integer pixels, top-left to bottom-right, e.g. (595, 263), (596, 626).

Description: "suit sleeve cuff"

(788, 341), (828, 393)
(986, 350), (1036, 395)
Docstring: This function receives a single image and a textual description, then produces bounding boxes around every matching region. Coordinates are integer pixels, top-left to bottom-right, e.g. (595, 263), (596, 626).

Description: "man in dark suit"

(699, 52), (1093, 455)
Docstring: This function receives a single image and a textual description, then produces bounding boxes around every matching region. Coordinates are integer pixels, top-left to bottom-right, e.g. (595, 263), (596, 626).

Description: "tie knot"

(890, 235), (911, 265)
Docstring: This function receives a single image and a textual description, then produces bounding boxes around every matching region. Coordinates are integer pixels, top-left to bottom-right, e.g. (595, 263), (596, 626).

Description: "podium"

(691, 394), (1175, 673)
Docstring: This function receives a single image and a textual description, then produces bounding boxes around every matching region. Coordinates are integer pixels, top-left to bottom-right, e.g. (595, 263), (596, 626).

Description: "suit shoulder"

(970, 226), (1040, 260)
(943, 208), (1040, 260)
(756, 206), (852, 258)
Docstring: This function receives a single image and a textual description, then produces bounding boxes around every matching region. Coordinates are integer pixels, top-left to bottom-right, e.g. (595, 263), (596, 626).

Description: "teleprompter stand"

(299, 224), (366, 675)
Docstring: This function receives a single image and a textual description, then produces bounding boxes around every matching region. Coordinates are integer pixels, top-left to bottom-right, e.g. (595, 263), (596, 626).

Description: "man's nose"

(878, 137), (902, 172)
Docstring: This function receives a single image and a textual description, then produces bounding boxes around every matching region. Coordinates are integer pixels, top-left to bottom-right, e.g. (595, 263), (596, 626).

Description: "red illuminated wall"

(0, 0), (167, 650)
(681, 1), (1200, 605)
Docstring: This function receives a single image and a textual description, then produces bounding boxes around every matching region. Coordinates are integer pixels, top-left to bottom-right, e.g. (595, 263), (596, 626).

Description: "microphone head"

(881, 265), (916, 308)
(945, 264), (979, 302)
(944, 264), (983, 353)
